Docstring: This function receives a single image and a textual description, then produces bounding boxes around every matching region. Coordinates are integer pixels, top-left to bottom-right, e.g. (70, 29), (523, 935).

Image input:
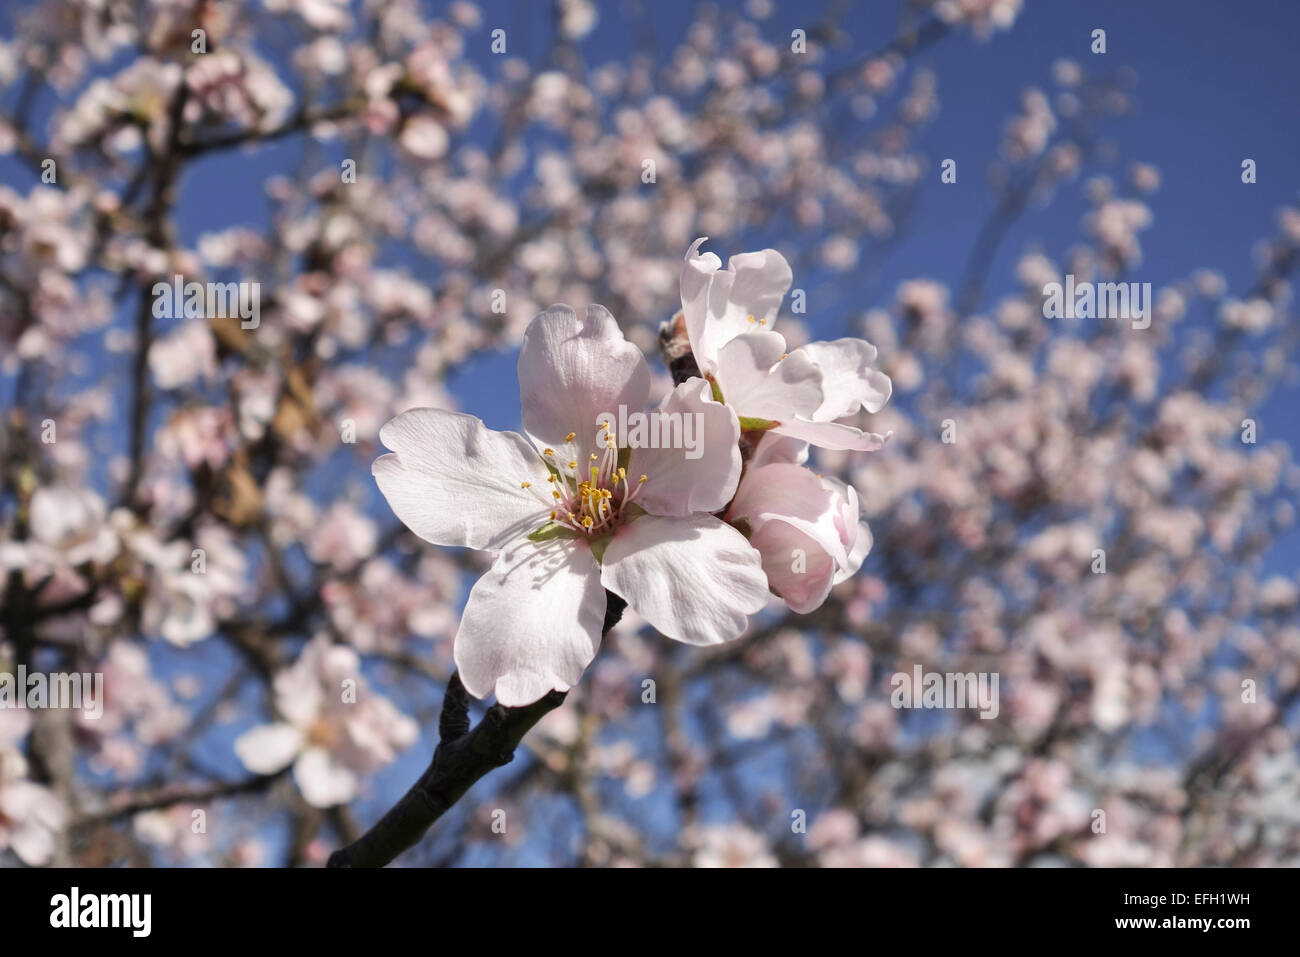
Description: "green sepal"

(527, 522), (577, 543)
(708, 377), (725, 404)
(737, 416), (779, 432)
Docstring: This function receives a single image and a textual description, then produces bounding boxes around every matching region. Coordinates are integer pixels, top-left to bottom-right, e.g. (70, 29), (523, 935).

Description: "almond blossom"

(0, 709), (66, 866)
(679, 238), (893, 451)
(372, 304), (770, 706)
(234, 635), (418, 808)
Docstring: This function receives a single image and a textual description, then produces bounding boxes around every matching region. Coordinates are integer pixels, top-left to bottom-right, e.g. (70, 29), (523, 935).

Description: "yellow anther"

(552, 491), (562, 499)
(781, 353), (788, 359)
(600, 421), (610, 430)
(617, 467), (626, 480)
(568, 460), (577, 469)
(638, 474), (647, 483)
(582, 516), (594, 528)
(520, 481), (532, 489)
(547, 474), (557, 482)
(589, 453), (597, 461)
(550, 510), (557, 520)
(747, 315), (756, 323)
(565, 432), (576, 442)
(544, 448), (555, 456)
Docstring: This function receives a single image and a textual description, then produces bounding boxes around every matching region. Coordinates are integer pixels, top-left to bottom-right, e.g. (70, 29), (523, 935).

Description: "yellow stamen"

(565, 432), (576, 442)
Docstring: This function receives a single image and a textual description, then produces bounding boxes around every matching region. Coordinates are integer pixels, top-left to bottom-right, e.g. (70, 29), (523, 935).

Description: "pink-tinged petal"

(273, 657), (325, 728)
(630, 377), (742, 516)
(374, 409), (549, 551)
(749, 433), (810, 469)
(294, 747), (358, 808)
(714, 332), (824, 421)
(518, 303), (650, 462)
(749, 519), (837, 614)
(455, 538), (606, 706)
(9, 818), (57, 866)
(835, 521), (873, 585)
(800, 338), (894, 416)
(0, 780), (62, 826)
(234, 722), (304, 774)
(728, 463), (849, 570)
(681, 239), (793, 372)
(601, 513), (769, 646)
(820, 474), (860, 553)
(772, 417), (892, 452)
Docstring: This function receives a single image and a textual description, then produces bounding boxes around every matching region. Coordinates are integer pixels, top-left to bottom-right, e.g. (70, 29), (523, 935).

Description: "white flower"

(373, 304), (770, 706)
(680, 238), (892, 450)
(0, 710), (66, 866)
(234, 636), (418, 808)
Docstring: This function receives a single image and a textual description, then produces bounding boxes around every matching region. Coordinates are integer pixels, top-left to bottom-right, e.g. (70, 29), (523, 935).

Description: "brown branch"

(327, 593), (627, 867)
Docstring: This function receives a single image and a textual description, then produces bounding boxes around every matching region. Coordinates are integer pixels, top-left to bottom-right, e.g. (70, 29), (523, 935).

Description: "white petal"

(630, 377), (742, 516)
(601, 514), (769, 646)
(294, 747), (358, 808)
(455, 538), (606, 706)
(681, 239), (792, 372)
(680, 238), (724, 373)
(234, 722), (304, 774)
(374, 409), (549, 551)
(772, 417), (892, 452)
(518, 303), (650, 463)
(800, 338), (894, 416)
(10, 820), (56, 867)
(714, 332), (824, 422)
(835, 521), (873, 585)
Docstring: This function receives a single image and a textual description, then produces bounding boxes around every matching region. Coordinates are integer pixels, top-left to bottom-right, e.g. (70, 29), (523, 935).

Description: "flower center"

(307, 717), (340, 749)
(521, 425), (647, 536)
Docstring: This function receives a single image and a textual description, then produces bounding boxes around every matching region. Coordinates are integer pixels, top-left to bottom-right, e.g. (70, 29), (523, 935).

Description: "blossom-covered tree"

(0, 0), (1296, 868)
